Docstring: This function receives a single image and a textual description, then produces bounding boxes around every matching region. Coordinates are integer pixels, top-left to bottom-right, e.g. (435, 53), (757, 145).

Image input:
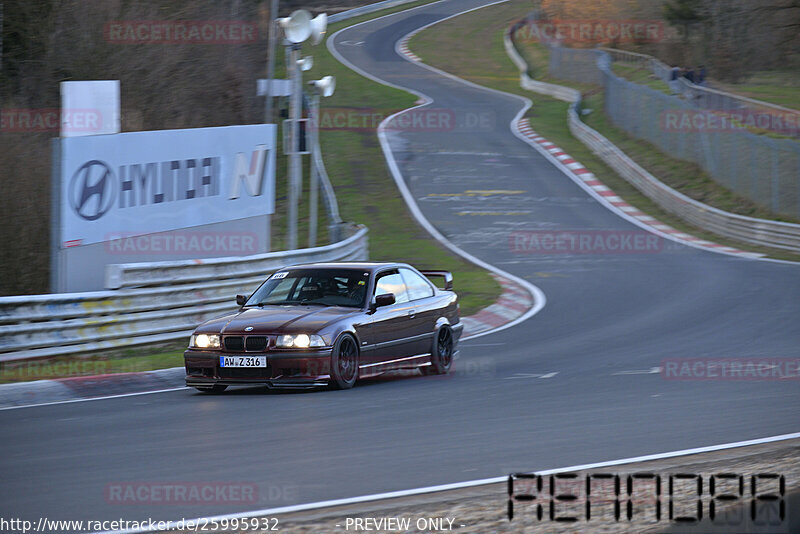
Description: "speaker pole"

(309, 90), (320, 247)
(287, 43), (301, 250)
(264, 0), (279, 124)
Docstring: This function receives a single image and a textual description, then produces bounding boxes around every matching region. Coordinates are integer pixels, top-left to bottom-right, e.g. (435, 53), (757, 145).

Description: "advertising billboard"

(54, 123), (276, 291)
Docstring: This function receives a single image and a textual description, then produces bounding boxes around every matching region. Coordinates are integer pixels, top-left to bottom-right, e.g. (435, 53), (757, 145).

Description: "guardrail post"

(772, 147), (779, 214)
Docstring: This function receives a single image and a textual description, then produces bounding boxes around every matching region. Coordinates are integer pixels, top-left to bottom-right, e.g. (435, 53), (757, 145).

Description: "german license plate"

(220, 356), (267, 368)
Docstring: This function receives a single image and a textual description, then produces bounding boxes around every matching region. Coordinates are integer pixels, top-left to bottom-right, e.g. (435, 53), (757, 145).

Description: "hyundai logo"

(69, 160), (116, 221)
(244, 326), (254, 332)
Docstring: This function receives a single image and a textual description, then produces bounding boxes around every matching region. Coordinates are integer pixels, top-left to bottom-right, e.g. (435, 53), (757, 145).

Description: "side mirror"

(374, 293), (396, 308)
(236, 294), (247, 306)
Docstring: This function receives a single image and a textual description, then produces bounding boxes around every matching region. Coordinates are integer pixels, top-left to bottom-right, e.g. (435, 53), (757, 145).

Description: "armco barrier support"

(0, 225), (368, 362)
(504, 28), (800, 253)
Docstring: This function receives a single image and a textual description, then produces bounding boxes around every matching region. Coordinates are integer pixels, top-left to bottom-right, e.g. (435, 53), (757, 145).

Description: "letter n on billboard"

(229, 145), (270, 199)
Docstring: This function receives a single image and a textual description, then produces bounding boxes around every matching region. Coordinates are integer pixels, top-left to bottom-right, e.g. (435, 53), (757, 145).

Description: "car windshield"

(246, 268), (370, 308)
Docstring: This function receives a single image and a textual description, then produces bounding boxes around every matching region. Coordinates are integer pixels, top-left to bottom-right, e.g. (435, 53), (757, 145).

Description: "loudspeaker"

(297, 56), (314, 72)
(310, 76), (336, 98)
(310, 14), (328, 45)
(277, 10), (312, 44)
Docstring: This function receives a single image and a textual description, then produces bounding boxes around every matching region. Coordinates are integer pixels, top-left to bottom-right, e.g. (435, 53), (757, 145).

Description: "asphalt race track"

(1, 0), (799, 528)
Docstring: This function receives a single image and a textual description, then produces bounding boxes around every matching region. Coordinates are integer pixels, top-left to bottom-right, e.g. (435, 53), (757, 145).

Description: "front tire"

(330, 334), (359, 389)
(195, 385), (228, 394)
(425, 326), (453, 375)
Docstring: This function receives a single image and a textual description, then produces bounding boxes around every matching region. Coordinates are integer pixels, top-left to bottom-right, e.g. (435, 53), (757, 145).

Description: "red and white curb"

(516, 118), (762, 258)
(461, 274), (533, 338)
(398, 30), (422, 62)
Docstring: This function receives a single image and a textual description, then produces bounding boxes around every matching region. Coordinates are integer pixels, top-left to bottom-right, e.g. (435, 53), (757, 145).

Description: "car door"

(399, 267), (438, 355)
(362, 269), (417, 365)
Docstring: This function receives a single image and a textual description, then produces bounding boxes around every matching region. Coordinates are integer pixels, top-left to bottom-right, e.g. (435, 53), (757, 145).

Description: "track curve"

(1, 0), (798, 528)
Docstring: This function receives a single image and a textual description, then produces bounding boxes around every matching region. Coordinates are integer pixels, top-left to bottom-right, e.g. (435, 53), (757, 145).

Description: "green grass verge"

(611, 63), (673, 94)
(409, 0), (800, 262)
(5, 0), (502, 384)
(711, 71), (800, 111)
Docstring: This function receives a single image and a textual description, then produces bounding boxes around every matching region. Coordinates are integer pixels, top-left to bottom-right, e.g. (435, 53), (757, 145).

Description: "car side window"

(374, 271), (409, 303)
(400, 268), (434, 301)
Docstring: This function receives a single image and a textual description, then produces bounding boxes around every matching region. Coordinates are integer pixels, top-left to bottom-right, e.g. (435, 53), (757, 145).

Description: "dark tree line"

(663, 0), (800, 80)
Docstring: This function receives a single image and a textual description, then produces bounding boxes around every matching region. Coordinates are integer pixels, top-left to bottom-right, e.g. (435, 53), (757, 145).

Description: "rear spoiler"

(420, 270), (453, 291)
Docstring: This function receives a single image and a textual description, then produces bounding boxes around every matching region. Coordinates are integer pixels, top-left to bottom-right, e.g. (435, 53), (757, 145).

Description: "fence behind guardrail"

(543, 39), (800, 221)
(506, 22), (800, 253)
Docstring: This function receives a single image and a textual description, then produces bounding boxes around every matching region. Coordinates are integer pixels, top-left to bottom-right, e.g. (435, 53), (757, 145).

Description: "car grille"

(218, 367), (270, 379)
(223, 336), (244, 351)
(223, 335), (269, 352)
(245, 336), (268, 352)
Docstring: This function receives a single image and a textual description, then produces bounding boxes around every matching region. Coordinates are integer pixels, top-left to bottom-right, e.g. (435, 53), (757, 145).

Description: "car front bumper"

(184, 348), (334, 389)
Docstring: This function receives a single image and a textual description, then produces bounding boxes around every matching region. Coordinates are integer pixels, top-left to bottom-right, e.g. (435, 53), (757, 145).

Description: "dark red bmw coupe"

(184, 262), (462, 392)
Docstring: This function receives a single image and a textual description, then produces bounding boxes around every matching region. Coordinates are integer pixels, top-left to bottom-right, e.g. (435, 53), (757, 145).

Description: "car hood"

(201, 305), (360, 335)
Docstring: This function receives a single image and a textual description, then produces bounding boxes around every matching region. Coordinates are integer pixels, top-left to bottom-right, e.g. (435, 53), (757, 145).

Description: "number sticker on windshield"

(272, 272), (288, 279)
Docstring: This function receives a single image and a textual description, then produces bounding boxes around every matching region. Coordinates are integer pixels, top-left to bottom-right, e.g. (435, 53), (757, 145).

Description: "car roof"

(279, 262), (408, 273)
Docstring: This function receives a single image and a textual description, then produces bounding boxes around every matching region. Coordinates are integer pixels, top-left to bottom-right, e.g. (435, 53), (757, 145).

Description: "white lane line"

(100, 431), (800, 533)
(504, 372), (558, 379)
(0, 386), (190, 411)
(612, 367), (662, 375)
(328, 0), (547, 343)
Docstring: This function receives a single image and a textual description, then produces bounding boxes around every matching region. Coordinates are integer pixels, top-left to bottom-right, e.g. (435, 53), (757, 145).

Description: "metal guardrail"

(0, 226), (369, 362)
(503, 28), (578, 103)
(505, 25), (800, 253)
(329, 0), (421, 23)
(105, 224), (367, 289)
(567, 114), (800, 251)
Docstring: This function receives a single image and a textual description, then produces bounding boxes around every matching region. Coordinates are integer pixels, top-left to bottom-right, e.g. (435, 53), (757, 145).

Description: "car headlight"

(190, 333), (221, 349)
(276, 334), (325, 348)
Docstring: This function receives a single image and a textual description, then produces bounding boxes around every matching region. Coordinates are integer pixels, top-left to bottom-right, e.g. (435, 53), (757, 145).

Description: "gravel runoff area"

(159, 439), (799, 534)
